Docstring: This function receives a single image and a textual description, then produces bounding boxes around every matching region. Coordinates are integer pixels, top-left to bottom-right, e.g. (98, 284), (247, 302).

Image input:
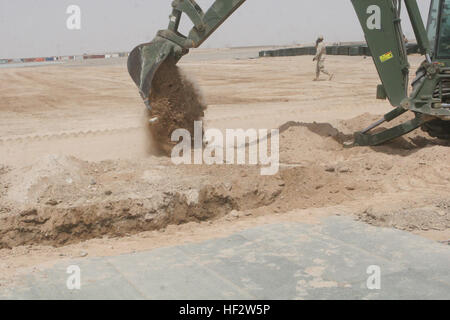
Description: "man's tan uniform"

(314, 41), (332, 80)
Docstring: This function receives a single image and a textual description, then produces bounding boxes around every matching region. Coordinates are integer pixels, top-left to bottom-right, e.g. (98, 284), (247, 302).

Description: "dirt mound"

(358, 200), (450, 232)
(147, 59), (207, 155)
(0, 154), (283, 248)
(4, 155), (86, 204)
(0, 187), (234, 248)
(337, 113), (384, 134)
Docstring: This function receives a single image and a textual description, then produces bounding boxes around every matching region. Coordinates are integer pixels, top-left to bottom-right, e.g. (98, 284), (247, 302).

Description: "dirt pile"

(0, 155), (284, 248)
(147, 59), (207, 155)
(358, 200), (450, 232)
(274, 116), (450, 233)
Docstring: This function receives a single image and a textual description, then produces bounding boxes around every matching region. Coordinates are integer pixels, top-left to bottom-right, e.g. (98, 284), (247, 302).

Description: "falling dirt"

(146, 58), (207, 155)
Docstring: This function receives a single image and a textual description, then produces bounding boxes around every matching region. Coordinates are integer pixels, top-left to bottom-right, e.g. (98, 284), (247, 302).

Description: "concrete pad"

(1, 216), (449, 300)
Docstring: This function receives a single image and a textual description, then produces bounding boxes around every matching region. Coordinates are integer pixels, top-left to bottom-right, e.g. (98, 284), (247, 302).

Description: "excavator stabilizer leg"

(351, 111), (429, 147)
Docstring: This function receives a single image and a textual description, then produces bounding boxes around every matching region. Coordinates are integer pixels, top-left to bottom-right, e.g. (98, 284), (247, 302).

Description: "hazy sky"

(0, 0), (431, 59)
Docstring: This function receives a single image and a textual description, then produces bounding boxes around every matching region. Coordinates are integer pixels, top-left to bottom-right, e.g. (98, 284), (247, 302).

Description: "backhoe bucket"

(127, 36), (186, 111)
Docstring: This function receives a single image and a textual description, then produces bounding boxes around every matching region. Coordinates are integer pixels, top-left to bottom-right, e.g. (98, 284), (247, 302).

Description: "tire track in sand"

(0, 126), (152, 166)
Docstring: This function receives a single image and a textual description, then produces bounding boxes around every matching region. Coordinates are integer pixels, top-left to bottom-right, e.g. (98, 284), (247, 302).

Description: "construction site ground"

(0, 47), (449, 299)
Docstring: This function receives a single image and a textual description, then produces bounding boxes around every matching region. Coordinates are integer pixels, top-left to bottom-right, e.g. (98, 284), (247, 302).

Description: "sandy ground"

(0, 48), (449, 286)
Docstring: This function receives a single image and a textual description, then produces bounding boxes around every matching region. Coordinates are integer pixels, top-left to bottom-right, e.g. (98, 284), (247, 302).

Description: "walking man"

(313, 35), (334, 81)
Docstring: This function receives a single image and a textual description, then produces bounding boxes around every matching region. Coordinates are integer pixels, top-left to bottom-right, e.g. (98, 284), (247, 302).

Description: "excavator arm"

(128, 0), (446, 146)
(128, 0), (246, 110)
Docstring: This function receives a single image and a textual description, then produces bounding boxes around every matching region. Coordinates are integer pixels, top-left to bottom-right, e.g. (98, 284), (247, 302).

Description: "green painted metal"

(428, 0), (441, 53)
(352, 113), (428, 147)
(436, 0), (450, 58)
(404, 0), (450, 123)
(184, 0), (247, 48)
(406, 65), (450, 117)
(351, 0), (409, 107)
(405, 0), (432, 55)
(376, 84), (387, 100)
